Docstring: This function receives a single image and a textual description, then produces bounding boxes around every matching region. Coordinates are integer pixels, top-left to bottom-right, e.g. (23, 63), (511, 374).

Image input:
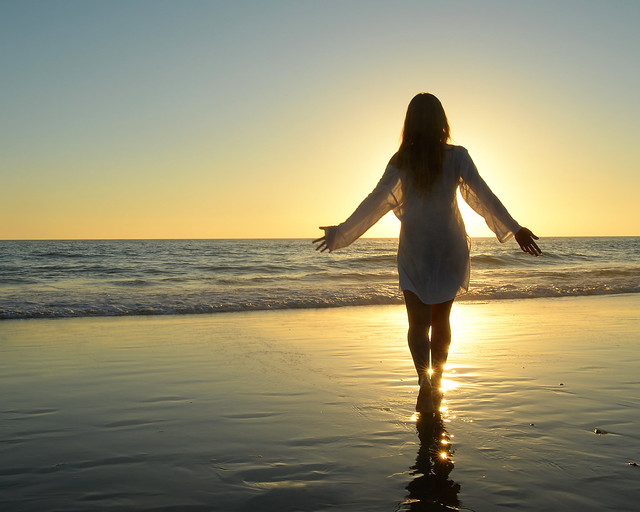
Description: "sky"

(1, 0), (638, 239)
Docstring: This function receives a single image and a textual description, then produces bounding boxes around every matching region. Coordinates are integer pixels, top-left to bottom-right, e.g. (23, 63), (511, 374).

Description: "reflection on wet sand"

(401, 404), (460, 511)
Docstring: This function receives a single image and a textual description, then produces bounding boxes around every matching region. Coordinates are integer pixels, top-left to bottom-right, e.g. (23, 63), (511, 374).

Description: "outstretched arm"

(312, 164), (403, 253)
(459, 150), (521, 243)
(515, 227), (541, 256)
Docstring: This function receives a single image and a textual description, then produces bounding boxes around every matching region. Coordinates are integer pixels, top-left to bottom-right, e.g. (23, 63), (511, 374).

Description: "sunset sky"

(2, 0), (638, 240)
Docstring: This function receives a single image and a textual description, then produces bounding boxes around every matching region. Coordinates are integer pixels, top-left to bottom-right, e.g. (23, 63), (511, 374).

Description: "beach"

(1, 294), (639, 511)
(4, 1), (640, 509)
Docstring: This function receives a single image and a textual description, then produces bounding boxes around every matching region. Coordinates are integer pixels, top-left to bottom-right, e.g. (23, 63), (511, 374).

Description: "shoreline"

(1, 294), (639, 511)
(1, 291), (639, 323)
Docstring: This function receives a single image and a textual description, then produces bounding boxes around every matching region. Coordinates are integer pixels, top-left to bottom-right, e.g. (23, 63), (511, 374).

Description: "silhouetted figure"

(314, 93), (541, 413)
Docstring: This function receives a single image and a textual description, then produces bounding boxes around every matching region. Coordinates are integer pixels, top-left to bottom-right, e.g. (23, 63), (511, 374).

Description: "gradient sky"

(2, 0), (638, 239)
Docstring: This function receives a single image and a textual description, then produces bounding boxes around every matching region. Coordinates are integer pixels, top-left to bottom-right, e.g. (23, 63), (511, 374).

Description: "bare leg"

(404, 291), (454, 412)
(403, 291), (435, 413)
(403, 290), (432, 383)
(429, 299), (454, 394)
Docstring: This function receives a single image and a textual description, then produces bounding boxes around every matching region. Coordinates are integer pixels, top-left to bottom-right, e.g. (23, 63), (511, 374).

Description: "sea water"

(1, 237), (638, 319)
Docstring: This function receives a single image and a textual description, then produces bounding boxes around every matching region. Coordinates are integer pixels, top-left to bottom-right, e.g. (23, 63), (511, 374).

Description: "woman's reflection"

(403, 409), (460, 510)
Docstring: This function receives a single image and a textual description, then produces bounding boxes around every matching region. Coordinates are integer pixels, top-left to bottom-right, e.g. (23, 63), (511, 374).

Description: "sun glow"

(3, 2), (638, 240)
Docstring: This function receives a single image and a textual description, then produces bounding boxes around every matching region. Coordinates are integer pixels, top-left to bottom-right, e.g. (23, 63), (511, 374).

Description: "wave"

(112, 279), (151, 287)
(462, 282), (640, 300)
(2, 283), (638, 320)
(348, 254), (397, 265)
(31, 251), (99, 259)
(2, 237), (638, 320)
(470, 254), (513, 266)
(0, 277), (40, 285)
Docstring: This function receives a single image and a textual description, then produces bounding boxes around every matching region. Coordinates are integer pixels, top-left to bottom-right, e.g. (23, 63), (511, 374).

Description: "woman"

(313, 93), (541, 414)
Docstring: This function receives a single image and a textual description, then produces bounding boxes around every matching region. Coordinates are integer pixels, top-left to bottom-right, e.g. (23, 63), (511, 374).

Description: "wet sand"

(1, 295), (639, 511)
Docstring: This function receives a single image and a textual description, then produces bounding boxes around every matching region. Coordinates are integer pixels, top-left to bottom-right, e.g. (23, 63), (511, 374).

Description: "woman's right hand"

(515, 227), (541, 256)
(313, 226), (331, 252)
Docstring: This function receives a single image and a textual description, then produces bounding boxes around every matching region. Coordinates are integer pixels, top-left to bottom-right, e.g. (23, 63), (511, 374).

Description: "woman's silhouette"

(313, 93), (541, 413)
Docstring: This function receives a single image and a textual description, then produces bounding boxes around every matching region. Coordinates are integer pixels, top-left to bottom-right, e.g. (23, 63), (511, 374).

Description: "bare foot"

(431, 388), (444, 410)
(416, 378), (434, 413)
(430, 372), (444, 403)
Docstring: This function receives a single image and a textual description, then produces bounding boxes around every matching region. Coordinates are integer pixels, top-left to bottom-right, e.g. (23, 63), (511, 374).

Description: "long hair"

(396, 93), (450, 192)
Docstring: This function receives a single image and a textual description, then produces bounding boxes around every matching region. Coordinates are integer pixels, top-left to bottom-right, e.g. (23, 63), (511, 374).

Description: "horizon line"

(2, 235), (638, 242)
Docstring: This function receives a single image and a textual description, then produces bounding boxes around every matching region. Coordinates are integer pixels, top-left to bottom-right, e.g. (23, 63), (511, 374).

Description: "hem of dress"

(399, 284), (466, 306)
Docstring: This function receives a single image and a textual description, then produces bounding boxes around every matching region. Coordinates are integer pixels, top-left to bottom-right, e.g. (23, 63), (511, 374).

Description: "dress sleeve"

(458, 149), (521, 243)
(324, 164), (403, 251)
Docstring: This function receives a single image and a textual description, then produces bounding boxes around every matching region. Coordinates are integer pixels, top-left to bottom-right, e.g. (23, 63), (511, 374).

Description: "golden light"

(441, 378), (458, 392)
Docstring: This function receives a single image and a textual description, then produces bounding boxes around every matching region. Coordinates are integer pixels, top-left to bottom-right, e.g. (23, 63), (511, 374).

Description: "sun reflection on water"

(401, 408), (460, 510)
(401, 369), (461, 510)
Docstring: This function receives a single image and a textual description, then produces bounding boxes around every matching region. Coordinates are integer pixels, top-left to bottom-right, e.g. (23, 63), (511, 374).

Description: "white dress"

(323, 145), (521, 304)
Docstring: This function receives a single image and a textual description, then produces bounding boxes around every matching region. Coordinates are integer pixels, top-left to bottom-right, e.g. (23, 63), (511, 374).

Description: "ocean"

(1, 237), (638, 320)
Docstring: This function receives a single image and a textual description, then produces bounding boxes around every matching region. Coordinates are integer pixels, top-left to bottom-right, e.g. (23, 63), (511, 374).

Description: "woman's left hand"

(515, 227), (542, 256)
